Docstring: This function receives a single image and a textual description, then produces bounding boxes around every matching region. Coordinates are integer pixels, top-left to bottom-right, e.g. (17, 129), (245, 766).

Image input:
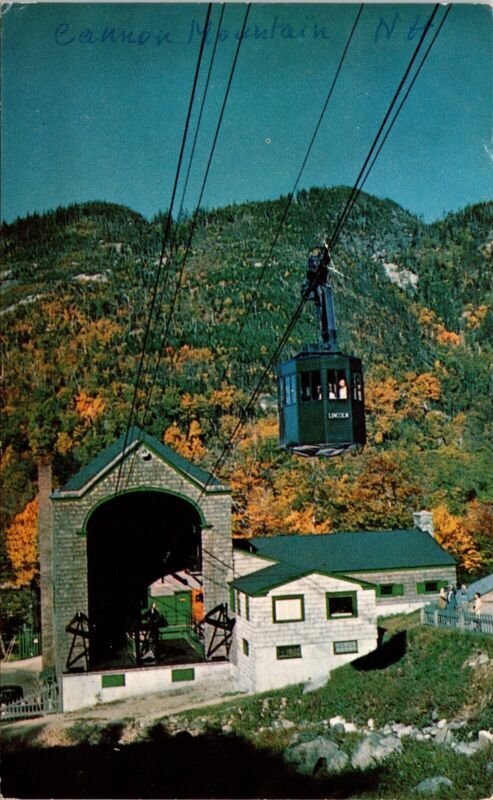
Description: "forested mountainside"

(1, 187), (492, 588)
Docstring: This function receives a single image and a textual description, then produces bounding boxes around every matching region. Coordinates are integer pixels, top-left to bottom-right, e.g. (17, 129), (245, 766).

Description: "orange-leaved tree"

(5, 498), (39, 586)
(464, 500), (493, 574)
(163, 420), (206, 463)
(433, 503), (482, 574)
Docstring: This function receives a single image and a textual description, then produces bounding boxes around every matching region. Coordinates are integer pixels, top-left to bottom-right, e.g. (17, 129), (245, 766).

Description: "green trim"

(417, 579), (449, 595)
(276, 644), (302, 660)
(272, 594), (305, 623)
(377, 583), (405, 597)
(333, 640), (358, 655)
(54, 427), (229, 500)
(232, 564), (375, 597)
(340, 564), (455, 574)
(101, 674), (125, 688)
(171, 668), (195, 683)
(81, 485), (207, 533)
(326, 591), (358, 619)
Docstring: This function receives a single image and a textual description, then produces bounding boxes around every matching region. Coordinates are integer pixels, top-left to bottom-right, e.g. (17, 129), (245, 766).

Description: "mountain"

(1, 189), (492, 579)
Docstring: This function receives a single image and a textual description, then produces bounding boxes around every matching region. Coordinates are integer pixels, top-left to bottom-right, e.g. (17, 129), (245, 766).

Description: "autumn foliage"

(1, 196), (492, 589)
(5, 497), (39, 586)
(432, 504), (482, 574)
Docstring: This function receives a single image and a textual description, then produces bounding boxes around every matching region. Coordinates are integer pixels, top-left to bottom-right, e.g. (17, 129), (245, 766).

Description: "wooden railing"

(421, 604), (493, 635)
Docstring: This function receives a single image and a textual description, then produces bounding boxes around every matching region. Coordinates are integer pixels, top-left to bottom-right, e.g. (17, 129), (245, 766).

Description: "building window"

(236, 591), (241, 616)
(300, 370), (322, 402)
(229, 587), (236, 613)
(327, 369), (348, 401)
(242, 639), (249, 656)
(283, 374), (297, 406)
(276, 644), (302, 660)
(352, 373), (363, 402)
(417, 580), (448, 595)
(273, 595), (305, 623)
(377, 583), (404, 597)
(326, 592), (358, 618)
(245, 594), (250, 621)
(333, 640), (358, 655)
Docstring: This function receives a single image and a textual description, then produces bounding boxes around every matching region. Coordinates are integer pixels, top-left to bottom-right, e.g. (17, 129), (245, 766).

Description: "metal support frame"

(65, 611), (90, 671)
(195, 603), (235, 659)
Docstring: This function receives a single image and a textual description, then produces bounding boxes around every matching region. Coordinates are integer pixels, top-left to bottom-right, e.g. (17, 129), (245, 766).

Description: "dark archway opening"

(86, 491), (202, 670)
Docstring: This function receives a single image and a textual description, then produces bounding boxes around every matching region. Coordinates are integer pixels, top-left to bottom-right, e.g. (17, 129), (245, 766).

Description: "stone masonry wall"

(52, 444), (232, 676)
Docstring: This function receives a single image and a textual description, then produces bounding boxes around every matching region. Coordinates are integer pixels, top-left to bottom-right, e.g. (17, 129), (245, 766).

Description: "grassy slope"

(176, 619), (493, 799)
(1, 618), (492, 799)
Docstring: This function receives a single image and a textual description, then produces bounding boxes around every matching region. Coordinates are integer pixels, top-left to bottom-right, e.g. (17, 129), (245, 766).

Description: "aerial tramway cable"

(336, 4), (451, 230)
(328, 4), (441, 252)
(132, 0), (356, 456)
(119, 4), (251, 496)
(136, 3), (228, 411)
(219, 4), (364, 370)
(134, 4), (252, 443)
(194, 2), (450, 502)
(114, 4), (213, 495)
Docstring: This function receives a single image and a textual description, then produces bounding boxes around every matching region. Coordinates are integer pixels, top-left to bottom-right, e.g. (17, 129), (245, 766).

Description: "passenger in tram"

(338, 378), (348, 399)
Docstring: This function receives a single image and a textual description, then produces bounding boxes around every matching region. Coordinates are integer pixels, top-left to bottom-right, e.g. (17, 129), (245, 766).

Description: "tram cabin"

(277, 348), (366, 457)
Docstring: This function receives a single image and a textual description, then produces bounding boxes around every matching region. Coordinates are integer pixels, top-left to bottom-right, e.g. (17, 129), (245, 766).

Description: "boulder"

(351, 732), (402, 770)
(413, 776), (453, 794)
(435, 725), (455, 745)
(478, 730), (493, 749)
(452, 741), (481, 756)
(284, 736), (348, 776)
(393, 723), (418, 739)
(271, 719), (296, 731)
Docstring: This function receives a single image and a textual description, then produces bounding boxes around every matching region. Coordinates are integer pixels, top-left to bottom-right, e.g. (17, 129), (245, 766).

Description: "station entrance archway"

(86, 490), (202, 668)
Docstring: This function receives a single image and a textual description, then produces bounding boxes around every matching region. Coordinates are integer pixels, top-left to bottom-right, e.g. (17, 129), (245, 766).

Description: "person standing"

(473, 593), (482, 631)
(437, 586), (447, 610)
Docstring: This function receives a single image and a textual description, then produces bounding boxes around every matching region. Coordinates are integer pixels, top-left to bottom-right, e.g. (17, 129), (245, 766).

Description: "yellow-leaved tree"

(163, 420), (206, 463)
(5, 498), (39, 586)
(433, 504), (482, 574)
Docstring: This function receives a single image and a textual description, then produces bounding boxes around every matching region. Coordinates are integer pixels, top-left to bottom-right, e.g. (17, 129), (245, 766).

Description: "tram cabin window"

(352, 373), (363, 401)
(327, 369), (348, 400)
(300, 370), (322, 402)
(282, 374), (297, 406)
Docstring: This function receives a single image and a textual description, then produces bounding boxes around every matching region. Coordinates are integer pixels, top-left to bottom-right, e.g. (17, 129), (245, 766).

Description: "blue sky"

(2, 3), (492, 224)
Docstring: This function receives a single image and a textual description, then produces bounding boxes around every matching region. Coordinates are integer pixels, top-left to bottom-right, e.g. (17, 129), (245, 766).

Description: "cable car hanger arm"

(302, 243), (339, 353)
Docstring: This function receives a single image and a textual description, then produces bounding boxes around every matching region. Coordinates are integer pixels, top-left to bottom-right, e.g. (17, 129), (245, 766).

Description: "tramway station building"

(40, 428), (456, 710)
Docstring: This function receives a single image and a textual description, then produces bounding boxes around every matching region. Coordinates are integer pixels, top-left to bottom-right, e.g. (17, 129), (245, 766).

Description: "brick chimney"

(38, 461), (56, 671)
(413, 510), (434, 537)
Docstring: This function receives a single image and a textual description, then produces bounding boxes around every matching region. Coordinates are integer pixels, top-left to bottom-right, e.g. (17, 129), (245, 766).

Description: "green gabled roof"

(231, 561), (375, 597)
(56, 426), (228, 495)
(237, 529), (455, 573)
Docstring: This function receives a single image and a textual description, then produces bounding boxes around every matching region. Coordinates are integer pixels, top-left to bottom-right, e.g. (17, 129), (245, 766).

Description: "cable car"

(276, 245), (366, 457)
